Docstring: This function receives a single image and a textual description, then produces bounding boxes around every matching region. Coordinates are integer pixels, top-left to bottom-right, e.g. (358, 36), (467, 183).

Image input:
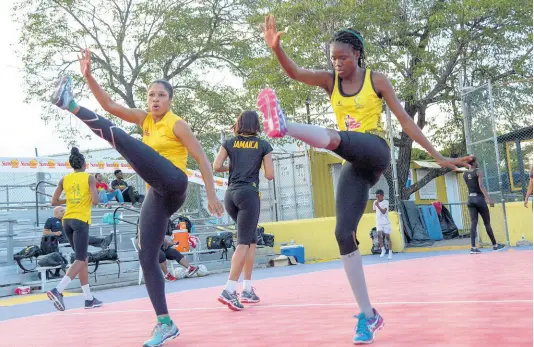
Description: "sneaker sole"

(50, 76), (69, 106)
(493, 247), (506, 252)
(257, 88), (284, 138)
(470, 251), (481, 254)
(46, 291), (65, 311)
(217, 296), (244, 311)
(241, 297), (260, 304)
(353, 321), (385, 345)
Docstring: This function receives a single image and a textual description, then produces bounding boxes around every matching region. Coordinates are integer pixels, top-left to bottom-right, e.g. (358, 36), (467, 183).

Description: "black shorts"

(63, 218), (90, 261)
(224, 186), (261, 245)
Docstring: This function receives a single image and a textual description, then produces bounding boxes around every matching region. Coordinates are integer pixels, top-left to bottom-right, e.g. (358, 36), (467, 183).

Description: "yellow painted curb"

(0, 292), (80, 307)
(404, 245), (471, 253)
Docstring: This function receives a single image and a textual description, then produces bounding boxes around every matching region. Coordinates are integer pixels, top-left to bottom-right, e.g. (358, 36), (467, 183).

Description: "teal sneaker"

(50, 76), (74, 110)
(353, 309), (384, 344)
(143, 322), (180, 347)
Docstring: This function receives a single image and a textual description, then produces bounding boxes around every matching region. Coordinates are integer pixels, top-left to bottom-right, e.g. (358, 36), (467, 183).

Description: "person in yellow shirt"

(49, 49), (224, 347)
(258, 15), (473, 345)
(47, 147), (101, 311)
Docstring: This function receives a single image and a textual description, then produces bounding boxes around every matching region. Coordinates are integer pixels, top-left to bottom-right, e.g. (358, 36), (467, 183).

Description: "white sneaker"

(380, 248), (386, 258)
(387, 251), (393, 260)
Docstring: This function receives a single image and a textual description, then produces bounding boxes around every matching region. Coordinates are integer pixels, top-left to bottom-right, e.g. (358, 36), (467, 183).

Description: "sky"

(0, 1), (122, 157)
(0, 0), (444, 159)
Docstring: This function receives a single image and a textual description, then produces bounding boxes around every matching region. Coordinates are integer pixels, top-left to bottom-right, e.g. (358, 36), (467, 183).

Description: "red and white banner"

(0, 157), (228, 190)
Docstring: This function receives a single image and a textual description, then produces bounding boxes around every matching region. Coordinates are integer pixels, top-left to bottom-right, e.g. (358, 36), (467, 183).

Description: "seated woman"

(159, 236), (199, 281)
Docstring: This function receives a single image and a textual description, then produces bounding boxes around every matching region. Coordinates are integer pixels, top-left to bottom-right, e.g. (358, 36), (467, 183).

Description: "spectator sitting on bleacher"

(111, 170), (142, 207)
(44, 206), (114, 249)
(159, 235), (199, 281)
(95, 173), (125, 208)
(43, 206), (114, 277)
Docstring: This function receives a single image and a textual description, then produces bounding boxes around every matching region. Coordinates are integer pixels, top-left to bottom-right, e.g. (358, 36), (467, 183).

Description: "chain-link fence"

(257, 151), (314, 222)
(462, 78), (533, 246)
(0, 150), (316, 225)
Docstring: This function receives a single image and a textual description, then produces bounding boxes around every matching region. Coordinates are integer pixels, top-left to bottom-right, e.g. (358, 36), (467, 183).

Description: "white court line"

(3, 299), (531, 320)
(2, 251), (529, 323)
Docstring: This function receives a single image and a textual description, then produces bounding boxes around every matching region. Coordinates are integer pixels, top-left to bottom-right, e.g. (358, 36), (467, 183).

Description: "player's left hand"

(435, 154), (473, 171)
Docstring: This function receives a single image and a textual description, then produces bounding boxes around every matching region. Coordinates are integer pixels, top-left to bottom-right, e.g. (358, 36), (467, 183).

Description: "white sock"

(81, 284), (93, 301)
(389, 249), (393, 254)
(225, 280), (238, 293)
(243, 280), (253, 292)
(287, 123), (331, 148)
(56, 276), (72, 293)
(381, 247), (386, 252)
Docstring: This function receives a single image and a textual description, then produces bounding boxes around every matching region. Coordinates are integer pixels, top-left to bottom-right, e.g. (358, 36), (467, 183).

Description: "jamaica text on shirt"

(233, 141), (258, 149)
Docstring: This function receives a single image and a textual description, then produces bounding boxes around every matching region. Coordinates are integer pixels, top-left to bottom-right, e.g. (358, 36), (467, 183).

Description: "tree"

(242, 0), (532, 200)
(13, 0), (253, 148)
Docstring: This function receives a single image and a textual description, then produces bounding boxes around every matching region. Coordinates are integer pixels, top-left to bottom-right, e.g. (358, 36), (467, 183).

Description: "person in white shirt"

(373, 189), (392, 259)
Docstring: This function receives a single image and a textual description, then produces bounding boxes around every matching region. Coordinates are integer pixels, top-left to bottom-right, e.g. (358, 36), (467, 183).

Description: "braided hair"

(330, 28), (366, 68)
(69, 147), (85, 170)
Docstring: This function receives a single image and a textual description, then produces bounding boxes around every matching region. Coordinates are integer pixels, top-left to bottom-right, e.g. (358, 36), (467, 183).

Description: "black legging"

(332, 131), (391, 255)
(159, 247), (185, 264)
(73, 106), (188, 316)
(468, 195), (497, 247)
(224, 187), (261, 245)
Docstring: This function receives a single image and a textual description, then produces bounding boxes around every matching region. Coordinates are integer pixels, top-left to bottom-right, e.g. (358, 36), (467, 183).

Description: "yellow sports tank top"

(142, 111), (188, 173)
(330, 69), (384, 135)
(63, 172), (92, 224)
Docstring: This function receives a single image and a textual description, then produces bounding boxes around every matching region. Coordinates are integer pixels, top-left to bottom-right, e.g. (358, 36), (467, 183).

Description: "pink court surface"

(1, 250), (532, 346)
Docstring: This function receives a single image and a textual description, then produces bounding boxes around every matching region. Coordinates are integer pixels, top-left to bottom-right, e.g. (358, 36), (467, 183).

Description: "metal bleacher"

(0, 183), (276, 296)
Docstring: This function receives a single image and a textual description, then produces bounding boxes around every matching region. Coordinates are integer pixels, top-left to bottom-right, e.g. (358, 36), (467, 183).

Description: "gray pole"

(488, 81), (510, 246)
(6, 220), (16, 265)
(304, 98), (315, 218)
(386, 107), (404, 250)
(386, 107), (400, 209)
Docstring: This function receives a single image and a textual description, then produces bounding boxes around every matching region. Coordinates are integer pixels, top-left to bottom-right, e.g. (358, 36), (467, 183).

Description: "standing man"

(373, 190), (392, 260)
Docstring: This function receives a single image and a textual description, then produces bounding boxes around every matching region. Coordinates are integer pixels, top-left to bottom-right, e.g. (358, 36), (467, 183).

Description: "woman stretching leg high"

(50, 49), (224, 347)
(258, 15), (472, 344)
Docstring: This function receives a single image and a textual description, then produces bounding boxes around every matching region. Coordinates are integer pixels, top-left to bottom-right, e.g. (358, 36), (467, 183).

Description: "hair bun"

(71, 147), (80, 155)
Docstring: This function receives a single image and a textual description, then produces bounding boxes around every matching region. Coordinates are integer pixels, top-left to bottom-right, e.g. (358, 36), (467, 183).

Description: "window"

(415, 169), (437, 200)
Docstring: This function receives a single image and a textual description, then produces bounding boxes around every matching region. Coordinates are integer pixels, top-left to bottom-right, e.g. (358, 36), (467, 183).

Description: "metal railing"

(112, 205), (140, 251)
(0, 219), (17, 265)
(35, 181), (57, 227)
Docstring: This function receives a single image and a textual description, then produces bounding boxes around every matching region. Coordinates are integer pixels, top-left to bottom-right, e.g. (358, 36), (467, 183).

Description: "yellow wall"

(261, 212), (403, 261)
(309, 150), (342, 218)
(478, 201), (533, 246)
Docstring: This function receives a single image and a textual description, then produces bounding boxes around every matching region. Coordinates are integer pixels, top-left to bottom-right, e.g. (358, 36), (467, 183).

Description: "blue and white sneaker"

(353, 308), (384, 344)
(84, 297), (103, 309)
(143, 322), (180, 347)
(46, 288), (65, 311)
(50, 76), (74, 110)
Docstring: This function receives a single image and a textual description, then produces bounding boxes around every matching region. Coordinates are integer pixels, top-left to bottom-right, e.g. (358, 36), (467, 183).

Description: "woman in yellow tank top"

(48, 147), (102, 311)
(48, 49), (224, 347)
(258, 15), (473, 345)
